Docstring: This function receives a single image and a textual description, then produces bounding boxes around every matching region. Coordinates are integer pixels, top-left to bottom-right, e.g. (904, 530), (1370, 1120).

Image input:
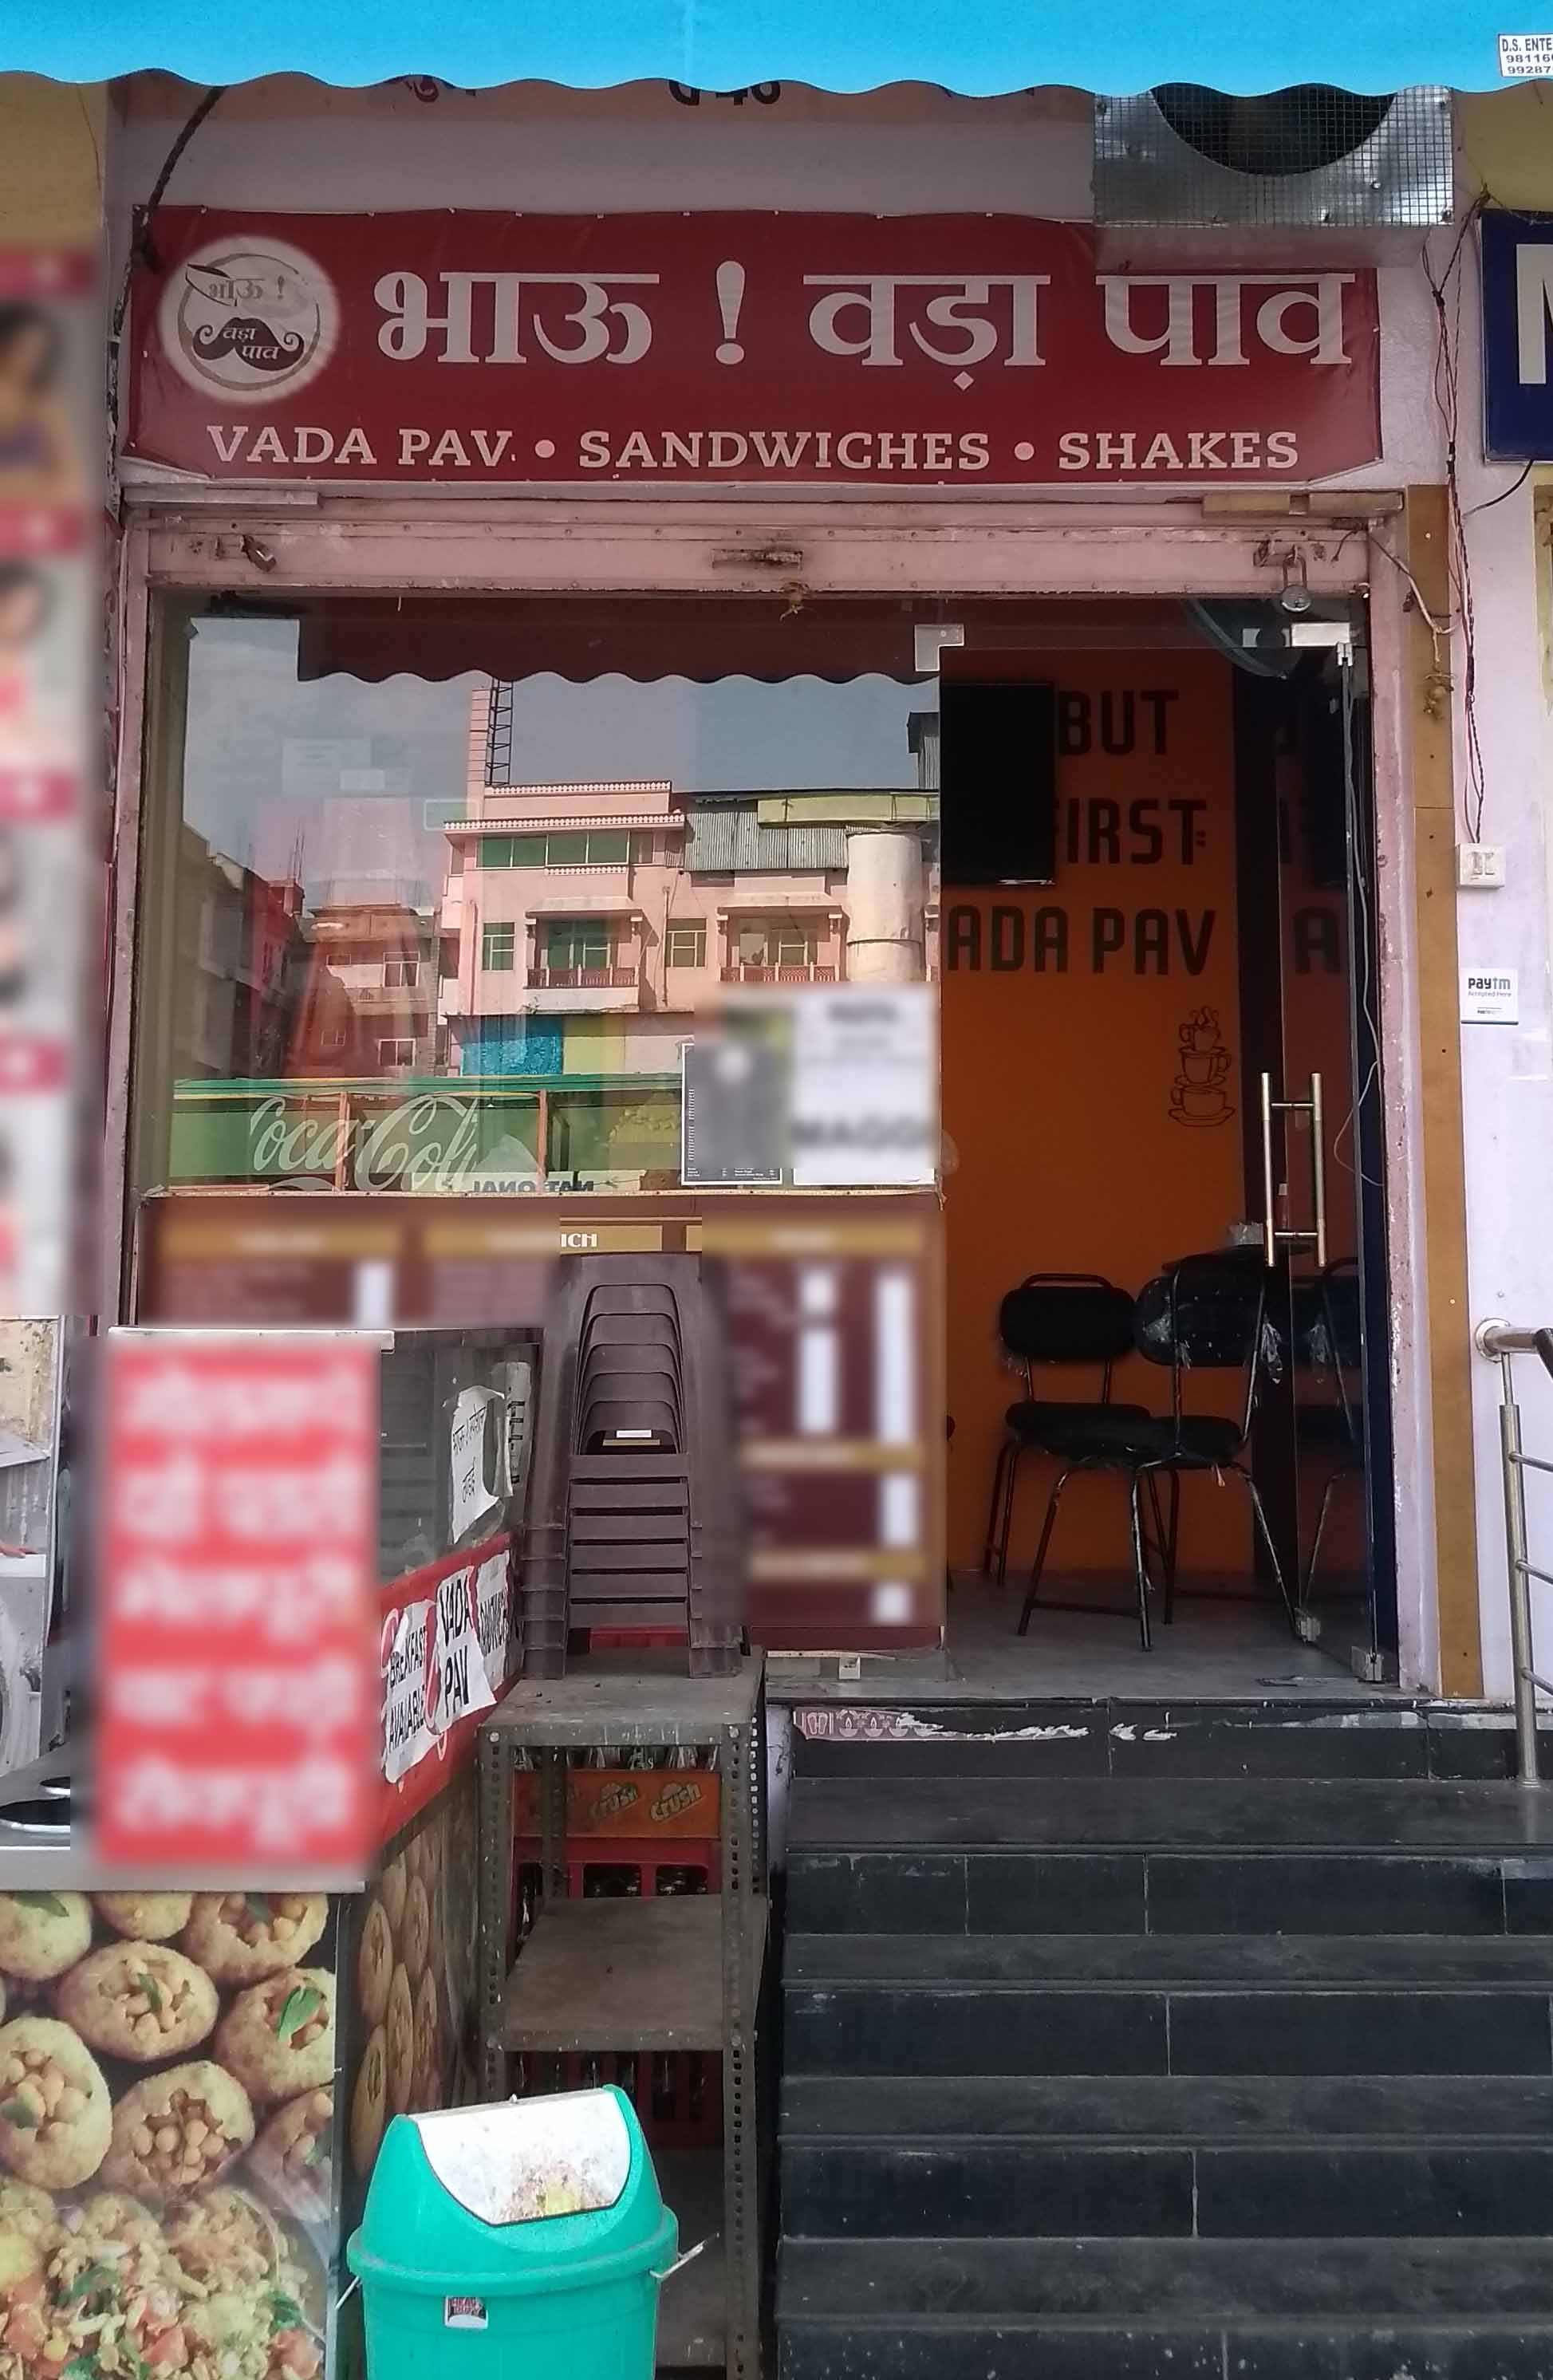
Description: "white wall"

(1445, 238), (1553, 1700)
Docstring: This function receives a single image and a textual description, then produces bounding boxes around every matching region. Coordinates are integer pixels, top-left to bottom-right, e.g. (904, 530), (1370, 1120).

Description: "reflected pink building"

(439, 686), (877, 1079)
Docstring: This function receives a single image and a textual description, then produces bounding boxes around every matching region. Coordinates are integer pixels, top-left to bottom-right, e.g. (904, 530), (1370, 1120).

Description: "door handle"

(1259, 1071), (1277, 1267)
(1308, 1071), (1327, 1270)
(1260, 1070), (1327, 1267)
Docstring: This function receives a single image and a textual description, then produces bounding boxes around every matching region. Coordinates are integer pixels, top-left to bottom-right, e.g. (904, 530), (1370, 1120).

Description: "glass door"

(1235, 625), (1393, 1675)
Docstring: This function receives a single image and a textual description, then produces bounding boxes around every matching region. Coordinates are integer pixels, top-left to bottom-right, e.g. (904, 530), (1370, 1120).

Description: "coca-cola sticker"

(160, 234), (339, 404)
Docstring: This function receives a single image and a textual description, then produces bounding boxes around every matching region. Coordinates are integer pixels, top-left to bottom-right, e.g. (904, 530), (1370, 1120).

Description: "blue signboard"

(1482, 210), (1553, 461)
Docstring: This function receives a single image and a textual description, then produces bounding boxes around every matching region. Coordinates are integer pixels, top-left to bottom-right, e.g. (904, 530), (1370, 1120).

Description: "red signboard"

(128, 210), (1381, 487)
(97, 1330), (379, 1874)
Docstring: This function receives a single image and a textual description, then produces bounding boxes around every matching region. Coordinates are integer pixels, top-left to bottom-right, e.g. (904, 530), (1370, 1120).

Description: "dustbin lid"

(348, 2086), (675, 2296)
(413, 2090), (633, 2224)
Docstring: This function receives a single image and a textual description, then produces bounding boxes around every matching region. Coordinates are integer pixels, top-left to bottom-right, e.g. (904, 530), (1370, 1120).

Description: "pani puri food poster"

(0, 1890), (342, 2380)
(340, 1767), (479, 2233)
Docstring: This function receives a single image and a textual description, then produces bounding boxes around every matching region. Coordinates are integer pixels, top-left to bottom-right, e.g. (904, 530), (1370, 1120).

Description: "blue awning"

(4, 0), (1533, 96)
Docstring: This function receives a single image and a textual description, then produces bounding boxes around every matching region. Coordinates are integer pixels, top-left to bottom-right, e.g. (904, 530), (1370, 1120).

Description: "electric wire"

(105, 84), (228, 457)
(1329, 653), (1383, 1190)
(1464, 459), (1535, 518)
(1421, 199), (1490, 841)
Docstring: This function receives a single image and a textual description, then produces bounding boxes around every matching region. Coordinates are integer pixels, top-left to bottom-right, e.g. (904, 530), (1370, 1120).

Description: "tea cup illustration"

(1170, 1007), (1236, 1127)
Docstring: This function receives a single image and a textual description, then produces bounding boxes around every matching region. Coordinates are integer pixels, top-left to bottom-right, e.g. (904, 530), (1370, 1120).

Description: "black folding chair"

(981, 1273), (1149, 1585)
(1017, 1251), (1298, 1652)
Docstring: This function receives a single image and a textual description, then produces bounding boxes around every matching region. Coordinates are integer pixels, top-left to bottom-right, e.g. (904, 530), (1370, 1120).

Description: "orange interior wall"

(942, 648), (1252, 1579)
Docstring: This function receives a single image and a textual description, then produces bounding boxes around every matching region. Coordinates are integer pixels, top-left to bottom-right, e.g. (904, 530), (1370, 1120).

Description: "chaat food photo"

(0, 1893), (335, 2380)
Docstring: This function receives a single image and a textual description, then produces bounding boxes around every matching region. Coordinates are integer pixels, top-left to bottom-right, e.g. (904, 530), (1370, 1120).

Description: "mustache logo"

(189, 316), (308, 372)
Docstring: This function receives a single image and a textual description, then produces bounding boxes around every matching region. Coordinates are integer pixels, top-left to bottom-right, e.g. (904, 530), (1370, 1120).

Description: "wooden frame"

(1397, 485), (1481, 1693)
(108, 491), (1452, 1688)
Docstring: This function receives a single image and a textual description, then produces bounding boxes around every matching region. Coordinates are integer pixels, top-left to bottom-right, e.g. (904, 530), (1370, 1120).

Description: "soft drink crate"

(513, 1764), (720, 1900)
(513, 1762), (721, 1846)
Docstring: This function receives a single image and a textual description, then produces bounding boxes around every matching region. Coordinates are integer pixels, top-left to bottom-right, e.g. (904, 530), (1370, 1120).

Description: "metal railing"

(1474, 1319), (1553, 1785)
(530, 965), (637, 990)
(719, 962), (838, 984)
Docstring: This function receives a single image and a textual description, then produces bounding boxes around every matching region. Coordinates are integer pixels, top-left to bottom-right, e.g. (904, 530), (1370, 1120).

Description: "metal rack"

(478, 1657), (767, 2378)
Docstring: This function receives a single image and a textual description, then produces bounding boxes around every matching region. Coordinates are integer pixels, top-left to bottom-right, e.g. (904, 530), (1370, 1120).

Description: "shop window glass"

(737, 920), (817, 967)
(665, 922), (707, 967)
(476, 828), (627, 868)
(378, 1331), (540, 1581)
(545, 920), (613, 972)
(136, 600), (932, 1198)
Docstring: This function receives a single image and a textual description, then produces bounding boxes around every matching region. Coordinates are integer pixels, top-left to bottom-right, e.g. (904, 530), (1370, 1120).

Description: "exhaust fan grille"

(1094, 85), (1453, 227)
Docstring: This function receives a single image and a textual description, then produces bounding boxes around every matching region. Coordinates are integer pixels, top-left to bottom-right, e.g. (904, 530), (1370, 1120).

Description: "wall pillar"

(844, 826), (925, 983)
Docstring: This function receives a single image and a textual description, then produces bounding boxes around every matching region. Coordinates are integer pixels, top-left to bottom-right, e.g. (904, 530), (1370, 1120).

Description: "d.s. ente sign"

(128, 209), (1382, 487)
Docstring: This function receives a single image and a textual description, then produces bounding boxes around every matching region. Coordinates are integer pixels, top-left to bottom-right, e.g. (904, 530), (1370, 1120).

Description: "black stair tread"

(787, 1775), (1553, 1853)
(784, 1931), (1553, 1987)
(776, 2236), (1553, 2323)
(780, 2072), (1553, 2141)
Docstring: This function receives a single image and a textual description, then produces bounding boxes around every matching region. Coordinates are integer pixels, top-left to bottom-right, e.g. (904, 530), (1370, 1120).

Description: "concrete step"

(786, 1775), (1553, 1854)
(784, 1930), (1553, 1987)
(780, 2071), (1553, 2239)
(782, 2071), (1553, 2142)
(793, 1700), (1553, 1783)
(782, 1940), (1553, 2076)
(786, 1842), (1553, 1933)
(777, 2235), (1553, 2378)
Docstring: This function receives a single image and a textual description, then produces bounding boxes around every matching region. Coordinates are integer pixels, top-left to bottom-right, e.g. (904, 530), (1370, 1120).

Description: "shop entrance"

(121, 506), (1420, 1689)
(940, 601), (1393, 1688)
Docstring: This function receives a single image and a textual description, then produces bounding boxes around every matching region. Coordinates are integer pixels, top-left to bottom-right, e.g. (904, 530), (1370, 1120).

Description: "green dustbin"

(346, 2087), (680, 2380)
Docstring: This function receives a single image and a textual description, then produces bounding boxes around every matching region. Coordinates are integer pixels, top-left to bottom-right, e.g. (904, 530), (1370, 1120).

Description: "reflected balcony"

(720, 963), (838, 985)
(524, 965), (641, 1013)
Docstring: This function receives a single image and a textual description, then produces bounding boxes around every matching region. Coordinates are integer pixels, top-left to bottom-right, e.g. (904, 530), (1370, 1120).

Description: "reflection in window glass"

(141, 605), (932, 1197)
(544, 920), (613, 975)
(665, 922), (707, 968)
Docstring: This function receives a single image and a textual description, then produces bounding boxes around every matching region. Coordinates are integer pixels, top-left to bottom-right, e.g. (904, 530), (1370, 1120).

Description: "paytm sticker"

(1497, 32), (1553, 72)
(443, 2298), (488, 2331)
(1461, 966), (1519, 1024)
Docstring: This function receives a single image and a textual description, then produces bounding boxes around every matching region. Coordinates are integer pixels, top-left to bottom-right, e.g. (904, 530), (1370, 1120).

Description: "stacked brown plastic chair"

(518, 1255), (742, 1677)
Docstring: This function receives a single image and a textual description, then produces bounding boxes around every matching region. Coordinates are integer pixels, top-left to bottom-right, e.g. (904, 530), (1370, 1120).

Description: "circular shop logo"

(160, 236), (338, 403)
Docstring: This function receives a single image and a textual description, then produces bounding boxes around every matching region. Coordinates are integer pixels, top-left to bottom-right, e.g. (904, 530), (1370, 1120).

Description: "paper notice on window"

(450, 1384), (502, 1540)
(381, 1594), (435, 1784)
(1497, 32), (1553, 73)
(380, 1550), (507, 1784)
(790, 984), (939, 1188)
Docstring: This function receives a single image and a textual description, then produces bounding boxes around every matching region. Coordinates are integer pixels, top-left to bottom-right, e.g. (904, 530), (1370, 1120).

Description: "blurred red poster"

(97, 1330), (379, 1873)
